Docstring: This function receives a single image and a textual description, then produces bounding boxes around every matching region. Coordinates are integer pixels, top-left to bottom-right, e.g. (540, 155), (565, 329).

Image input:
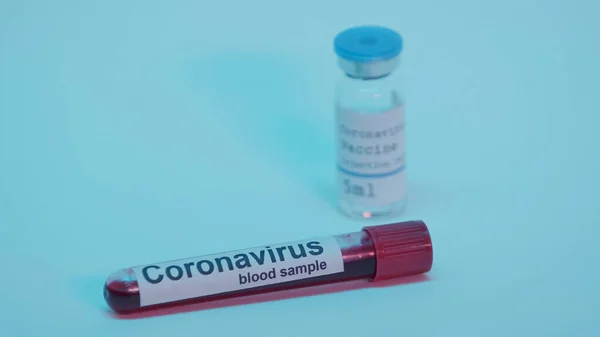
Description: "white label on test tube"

(336, 105), (406, 207)
(132, 236), (344, 307)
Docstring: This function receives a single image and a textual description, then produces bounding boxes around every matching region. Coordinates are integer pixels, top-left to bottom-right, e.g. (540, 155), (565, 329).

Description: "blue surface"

(1, 1), (599, 336)
(334, 25), (403, 62)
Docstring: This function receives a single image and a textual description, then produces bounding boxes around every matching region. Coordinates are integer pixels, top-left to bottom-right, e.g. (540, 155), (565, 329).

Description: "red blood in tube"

(104, 220), (433, 314)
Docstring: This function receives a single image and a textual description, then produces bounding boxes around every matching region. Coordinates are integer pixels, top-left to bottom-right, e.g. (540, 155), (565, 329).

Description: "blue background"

(1, 1), (599, 336)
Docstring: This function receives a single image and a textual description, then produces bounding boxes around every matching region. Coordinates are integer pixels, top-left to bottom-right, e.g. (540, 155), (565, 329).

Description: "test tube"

(104, 220), (433, 314)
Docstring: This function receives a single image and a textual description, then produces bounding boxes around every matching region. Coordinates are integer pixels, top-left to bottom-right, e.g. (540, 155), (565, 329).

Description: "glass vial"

(333, 26), (406, 219)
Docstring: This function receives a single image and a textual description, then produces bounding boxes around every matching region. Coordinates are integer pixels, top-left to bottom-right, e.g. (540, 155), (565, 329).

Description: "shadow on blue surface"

(72, 274), (112, 311)
(105, 274), (431, 319)
(187, 51), (336, 208)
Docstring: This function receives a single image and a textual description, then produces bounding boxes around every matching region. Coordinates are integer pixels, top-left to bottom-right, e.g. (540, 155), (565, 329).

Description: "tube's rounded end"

(363, 220), (433, 281)
(104, 268), (141, 314)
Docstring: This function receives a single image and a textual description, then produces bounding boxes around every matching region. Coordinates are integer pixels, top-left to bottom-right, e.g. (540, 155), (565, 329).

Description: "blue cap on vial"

(334, 25), (403, 63)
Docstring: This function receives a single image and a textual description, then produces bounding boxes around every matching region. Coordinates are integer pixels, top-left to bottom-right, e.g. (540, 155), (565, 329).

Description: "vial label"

(336, 105), (406, 208)
(132, 236), (344, 307)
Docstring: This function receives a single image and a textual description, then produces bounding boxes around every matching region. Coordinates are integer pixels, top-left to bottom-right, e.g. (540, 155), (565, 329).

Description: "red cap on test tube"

(363, 221), (433, 281)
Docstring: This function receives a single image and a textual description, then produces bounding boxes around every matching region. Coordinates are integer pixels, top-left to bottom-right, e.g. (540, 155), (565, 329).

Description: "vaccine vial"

(333, 26), (406, 219)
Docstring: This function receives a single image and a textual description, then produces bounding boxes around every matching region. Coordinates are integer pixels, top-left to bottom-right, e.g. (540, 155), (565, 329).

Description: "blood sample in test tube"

(104, 220), (433, 314)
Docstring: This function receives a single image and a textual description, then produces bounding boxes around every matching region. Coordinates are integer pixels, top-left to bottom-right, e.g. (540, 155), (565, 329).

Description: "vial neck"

(345, 73), (391, 81)
(337, 57), (399, 79)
